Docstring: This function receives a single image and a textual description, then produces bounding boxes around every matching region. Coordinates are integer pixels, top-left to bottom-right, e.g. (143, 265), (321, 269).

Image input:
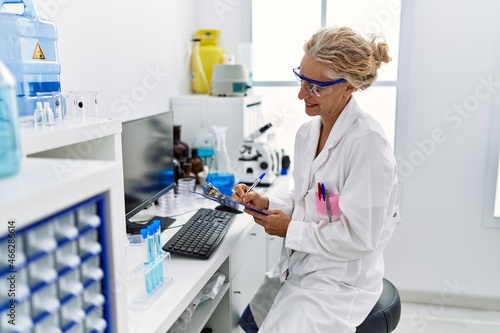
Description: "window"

(251, 0), (401, 157)
(483, 90), (500, 227)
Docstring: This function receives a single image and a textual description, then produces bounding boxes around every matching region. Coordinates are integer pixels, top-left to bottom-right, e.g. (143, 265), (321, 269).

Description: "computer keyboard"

(162, 208), (237, 259)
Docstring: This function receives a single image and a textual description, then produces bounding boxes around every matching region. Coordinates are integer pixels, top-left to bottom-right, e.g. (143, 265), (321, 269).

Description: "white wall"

(385, 0), (500, 307)
(34, 0), (198, 121)
(194, 1), (251, 63)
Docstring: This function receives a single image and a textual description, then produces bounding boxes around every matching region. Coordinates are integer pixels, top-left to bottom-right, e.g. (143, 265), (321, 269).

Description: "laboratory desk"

(126, 176), (291, 333)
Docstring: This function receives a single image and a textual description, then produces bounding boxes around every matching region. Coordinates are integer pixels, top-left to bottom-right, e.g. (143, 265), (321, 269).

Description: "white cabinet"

(266, 235), (283, 272)
(229, 224), (267, 333)
(0, 119), (127, 333)
(170, 94), (264, 164)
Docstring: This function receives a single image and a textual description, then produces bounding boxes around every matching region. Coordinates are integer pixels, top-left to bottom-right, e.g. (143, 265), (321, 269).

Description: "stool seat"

(356, 278), (401, 333)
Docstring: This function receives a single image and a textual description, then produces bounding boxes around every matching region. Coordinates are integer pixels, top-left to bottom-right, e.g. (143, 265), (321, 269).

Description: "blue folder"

(190, 191), (269, 215)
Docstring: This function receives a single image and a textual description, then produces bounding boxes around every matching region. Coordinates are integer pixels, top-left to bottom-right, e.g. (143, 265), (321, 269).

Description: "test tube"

(154, 221), (164, 283)
(80, 255), (103, 285)
(24, 222), (57, 258)
(82, 282), (105, 311)
(28, 254), (58, 288)
(59, 296), (85, 330)
(31, 283), (60, 318)
(0, 301), (32, 332)
(147, 225), (157, 289)
(55, 241), (81, 272)
(140, 228), (152, 294)
(84, 307), (107, 333)
(76, 203), (101, 230)
(33, 312), (61, 333)
(78, 229), (102, 258)
(53, 213), (78, 242)
(0, 268), (29, 305)
(58, 269), (84, 300)
(0, 236), (26, 271)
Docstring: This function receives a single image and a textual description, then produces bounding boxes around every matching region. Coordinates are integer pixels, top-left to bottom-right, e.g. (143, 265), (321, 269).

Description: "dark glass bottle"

(188, 148), (204, 184)
(173, 158), (183, 183)
(173, 125), (189, 160)
(182, 162), (196, 180)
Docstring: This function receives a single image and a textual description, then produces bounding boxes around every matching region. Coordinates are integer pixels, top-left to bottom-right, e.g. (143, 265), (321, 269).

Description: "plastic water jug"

(0, 59), (22, 178)
(191, 30), (224, 94)
(191, 38), (209, 94)
(0, 0), (61, 122)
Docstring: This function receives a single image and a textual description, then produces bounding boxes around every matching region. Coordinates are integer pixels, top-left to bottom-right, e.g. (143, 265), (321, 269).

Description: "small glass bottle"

(42, 101), (54, 126)
(173, 125), (189, 160)
(188, 148), (204, 184)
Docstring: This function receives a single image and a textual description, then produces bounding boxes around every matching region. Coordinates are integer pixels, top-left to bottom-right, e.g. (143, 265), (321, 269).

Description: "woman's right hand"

(232, 183), (269, 211)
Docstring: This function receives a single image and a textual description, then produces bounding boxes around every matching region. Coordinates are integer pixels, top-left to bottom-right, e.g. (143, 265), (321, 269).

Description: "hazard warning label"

(33, 43), (46, 60)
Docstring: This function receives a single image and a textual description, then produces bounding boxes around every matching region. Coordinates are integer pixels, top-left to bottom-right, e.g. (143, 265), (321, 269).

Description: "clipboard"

(190, 191), (269, 215)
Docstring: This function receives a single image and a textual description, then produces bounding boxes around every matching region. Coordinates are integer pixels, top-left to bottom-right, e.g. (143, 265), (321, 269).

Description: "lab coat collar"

(312, 97), (361, 168)
(328, 97), (361, 148)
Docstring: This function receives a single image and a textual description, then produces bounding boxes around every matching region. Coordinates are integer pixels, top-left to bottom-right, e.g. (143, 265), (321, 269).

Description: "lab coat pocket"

(384, 205), (401, 229)
(314, 191), (341, 222)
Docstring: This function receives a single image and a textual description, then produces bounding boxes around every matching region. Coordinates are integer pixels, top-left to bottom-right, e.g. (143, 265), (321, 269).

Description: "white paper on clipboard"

(190, 191), (269, 215)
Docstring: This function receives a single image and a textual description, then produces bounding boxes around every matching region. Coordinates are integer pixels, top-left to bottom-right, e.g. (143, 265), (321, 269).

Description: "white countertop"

(125, 175), (292, 333)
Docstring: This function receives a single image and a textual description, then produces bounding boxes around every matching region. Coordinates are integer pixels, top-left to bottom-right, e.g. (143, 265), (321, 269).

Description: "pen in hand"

(245, 172), (266, 194)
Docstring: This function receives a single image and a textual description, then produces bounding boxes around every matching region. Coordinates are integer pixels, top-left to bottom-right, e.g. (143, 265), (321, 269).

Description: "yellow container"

(191, 39), (209, 93)
(191, 30), (224, 94)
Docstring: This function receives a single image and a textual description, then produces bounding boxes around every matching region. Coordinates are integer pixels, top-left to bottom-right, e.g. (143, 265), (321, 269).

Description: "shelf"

(0, 158), (121, 231)
(170, 94), (261, 106)
(19, 118), (122, 156)
(181, 282), (230, 333)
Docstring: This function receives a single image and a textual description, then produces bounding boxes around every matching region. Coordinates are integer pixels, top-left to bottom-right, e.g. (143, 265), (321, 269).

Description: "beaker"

(207, 125), (235, 197)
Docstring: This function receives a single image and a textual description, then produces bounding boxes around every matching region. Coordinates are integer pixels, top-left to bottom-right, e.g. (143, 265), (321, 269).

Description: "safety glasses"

(293, 66), (346, 97)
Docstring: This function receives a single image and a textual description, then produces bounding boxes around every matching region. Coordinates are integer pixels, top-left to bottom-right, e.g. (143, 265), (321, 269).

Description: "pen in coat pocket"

(325, 189), (332, 222)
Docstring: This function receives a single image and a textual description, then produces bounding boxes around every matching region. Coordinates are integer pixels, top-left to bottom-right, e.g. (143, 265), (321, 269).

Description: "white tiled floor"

(394, 302), (500, 333)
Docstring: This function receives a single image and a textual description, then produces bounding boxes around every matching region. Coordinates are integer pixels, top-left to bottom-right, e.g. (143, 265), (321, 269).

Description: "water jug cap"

(195, 30), (221, 45)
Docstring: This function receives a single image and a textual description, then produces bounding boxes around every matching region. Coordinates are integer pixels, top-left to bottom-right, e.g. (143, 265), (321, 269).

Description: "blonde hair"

(303, 26), (391, 90)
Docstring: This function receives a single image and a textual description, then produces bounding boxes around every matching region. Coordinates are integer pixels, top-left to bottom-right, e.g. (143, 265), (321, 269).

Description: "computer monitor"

(121, 111), (175, 229)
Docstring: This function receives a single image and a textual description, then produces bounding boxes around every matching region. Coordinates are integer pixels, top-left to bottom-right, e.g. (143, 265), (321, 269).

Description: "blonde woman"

(232, 26), (400, 333)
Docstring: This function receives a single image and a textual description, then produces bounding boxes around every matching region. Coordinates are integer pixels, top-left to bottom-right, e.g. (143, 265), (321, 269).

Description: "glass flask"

(206, 125), (235, 196)
(192, 127), (215, 166)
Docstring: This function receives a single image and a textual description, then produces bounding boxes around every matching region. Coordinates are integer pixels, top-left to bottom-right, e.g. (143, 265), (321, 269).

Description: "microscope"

(237, 123), (279, 186)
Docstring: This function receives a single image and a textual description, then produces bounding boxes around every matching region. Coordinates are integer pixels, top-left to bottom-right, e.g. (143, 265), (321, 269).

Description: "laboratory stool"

(239, 278), (401, 333)
(356, 278), (401, 333)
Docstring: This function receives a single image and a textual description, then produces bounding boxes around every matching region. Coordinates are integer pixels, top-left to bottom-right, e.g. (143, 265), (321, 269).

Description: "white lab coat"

(249, 98), (400, 333)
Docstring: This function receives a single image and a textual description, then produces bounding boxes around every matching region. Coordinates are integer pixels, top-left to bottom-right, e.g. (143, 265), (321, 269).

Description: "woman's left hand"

(245, 208), (291, 238)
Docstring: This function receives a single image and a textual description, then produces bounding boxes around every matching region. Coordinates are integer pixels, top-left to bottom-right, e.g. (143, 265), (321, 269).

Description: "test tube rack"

(127, 251), (173, 310)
